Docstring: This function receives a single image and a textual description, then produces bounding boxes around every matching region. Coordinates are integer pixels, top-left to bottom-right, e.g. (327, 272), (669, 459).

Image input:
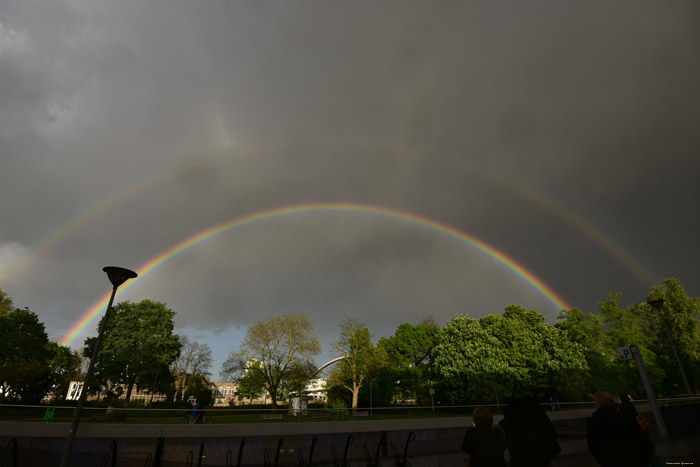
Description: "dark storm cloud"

(2, 0), (699, 366)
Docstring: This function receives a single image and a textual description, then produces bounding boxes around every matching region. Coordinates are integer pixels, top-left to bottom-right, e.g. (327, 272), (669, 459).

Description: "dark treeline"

(1, 277), (698, 407)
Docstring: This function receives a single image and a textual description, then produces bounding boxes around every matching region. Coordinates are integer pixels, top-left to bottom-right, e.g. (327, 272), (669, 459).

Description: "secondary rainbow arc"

(61, 202), (572, 346)
(5, 143), (656, 291)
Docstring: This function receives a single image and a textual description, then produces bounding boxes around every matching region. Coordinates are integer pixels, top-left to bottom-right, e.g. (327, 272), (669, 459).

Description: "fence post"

(197, 441), (205, 467)
(308, 435), (318, 467)
(6, 438), (18, 467)
(110, 439), (117, 467)
(153, 437), (165, 467)
(342, 434), (353, 467)
(236, 439), (245, 467)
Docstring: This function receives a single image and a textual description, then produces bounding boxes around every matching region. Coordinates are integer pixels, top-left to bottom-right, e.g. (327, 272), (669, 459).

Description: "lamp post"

(648, 298), (692, 395)
(59, 266), (137, 467)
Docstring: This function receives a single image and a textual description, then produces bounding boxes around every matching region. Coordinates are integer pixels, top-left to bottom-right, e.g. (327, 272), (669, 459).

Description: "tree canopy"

(432, 306), (587, 404)
(378, 316), (439, 405)
(329, 317), (387, 409)
(84, 299), (181, 404)
(221, 312), (320, 407)
(0, 307), (53, 403)
(643, 278), (700, 392)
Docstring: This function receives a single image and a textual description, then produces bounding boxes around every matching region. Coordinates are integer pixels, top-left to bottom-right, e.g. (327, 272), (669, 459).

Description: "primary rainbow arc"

(61, 202), (571, 346)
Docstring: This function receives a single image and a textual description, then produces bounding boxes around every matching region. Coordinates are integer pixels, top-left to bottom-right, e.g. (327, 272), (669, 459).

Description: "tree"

(171, 336), (213, 401)
(234, 360), (266, 403)
(0, 289), (13, 315)
(378, 316), (439, 405)
(84, 300), (182, 405)
(481, 306), (587, 401)
(329, 317), (387, 409)
(184, 374), (213, 407)
(0, 307), (53, 403)
(432, 314), (509, 403)
(46, 342), (82, 401)
(555, 308), (615, 397)
(598, 293), (665, 395)
(432, 307), (587, 404)
(221, 312), (320, 407)
(642, 278), (700, 393)
(279, 360), (317, 400)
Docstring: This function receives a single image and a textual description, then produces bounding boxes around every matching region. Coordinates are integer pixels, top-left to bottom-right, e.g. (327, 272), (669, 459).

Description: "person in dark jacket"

(499, 397), (561, 467)
(462, 407), (507, 467)
(587, 391), (653, 467)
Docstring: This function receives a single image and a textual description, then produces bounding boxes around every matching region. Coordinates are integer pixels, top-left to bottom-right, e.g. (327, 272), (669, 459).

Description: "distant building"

(209, 381), (238, 406)
(305, 377), (327, 402)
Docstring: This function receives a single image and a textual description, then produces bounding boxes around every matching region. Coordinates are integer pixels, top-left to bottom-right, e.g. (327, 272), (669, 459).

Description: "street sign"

(617, 346), (633, 360)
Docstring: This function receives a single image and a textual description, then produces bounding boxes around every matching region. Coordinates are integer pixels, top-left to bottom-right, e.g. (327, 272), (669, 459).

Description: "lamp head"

(103, 266), (138, 288)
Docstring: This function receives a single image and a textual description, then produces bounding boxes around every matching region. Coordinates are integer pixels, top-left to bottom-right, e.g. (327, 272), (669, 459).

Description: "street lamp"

(59, 266), (137, 467)
(648, 298), (692, 395)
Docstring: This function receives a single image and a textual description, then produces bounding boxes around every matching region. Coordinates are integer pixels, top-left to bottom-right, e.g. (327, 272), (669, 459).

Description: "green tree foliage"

(642, 278), (700, 392)
(433, 306), (587, 404)
(329, 317), (387, 409)
(378, 316), (439, 404)
(221, 312), (320, 407)
(0, 289), (13, 315)
(84, 300), (182, 405)
(279, 360), (317, 399)
(46, 342), (82, 401)
(555, 308), (617, 395)
(597, 293), (665, 395)
(0, 307), (53, 403)
(432, 314), (510, 403)
(184, 374), (213, 407)
(234, 360), (266, 403)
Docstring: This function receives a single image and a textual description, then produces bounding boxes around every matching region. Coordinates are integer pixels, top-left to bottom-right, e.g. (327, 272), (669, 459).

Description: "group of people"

(587, 391), (659, 467)
(462, 392), (659, 467)
(461, 397), (560, 467)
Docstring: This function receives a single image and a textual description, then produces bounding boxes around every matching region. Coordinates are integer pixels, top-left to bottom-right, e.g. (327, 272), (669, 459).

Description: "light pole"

(648, 299), (692, 395)
(59, 266), (137, 467)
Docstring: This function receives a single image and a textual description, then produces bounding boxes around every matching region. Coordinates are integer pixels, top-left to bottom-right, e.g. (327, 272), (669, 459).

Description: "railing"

(0, 402), (601, 425)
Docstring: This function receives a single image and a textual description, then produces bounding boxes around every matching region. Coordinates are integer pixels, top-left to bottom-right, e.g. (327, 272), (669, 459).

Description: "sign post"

(429, 388), (435, 416)
(621, 345), (670, 439)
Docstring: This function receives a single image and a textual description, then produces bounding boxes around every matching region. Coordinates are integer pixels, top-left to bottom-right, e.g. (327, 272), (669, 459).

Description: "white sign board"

(66, 381), (84, 400)
(617, 346), (633, 361)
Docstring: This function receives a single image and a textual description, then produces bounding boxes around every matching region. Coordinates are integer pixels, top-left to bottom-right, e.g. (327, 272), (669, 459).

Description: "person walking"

(462, 407), (507, 467)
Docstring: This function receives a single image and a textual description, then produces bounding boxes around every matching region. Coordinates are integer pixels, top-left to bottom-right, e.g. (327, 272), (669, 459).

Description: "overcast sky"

(2, 0), (699, 375)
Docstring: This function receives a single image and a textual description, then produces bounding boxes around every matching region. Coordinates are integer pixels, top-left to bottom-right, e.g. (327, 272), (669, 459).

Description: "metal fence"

(0, 429), (458, 467)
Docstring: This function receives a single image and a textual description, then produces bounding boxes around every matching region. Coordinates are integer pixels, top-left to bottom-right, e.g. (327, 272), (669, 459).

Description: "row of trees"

(2, 277), (698, 407)
(220, 278), (699, 409)
(0, 290), (215, 406)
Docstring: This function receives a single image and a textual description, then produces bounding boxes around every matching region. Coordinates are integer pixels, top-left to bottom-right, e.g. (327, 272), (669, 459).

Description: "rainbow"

(5, 142), (656, 290)
(442, 158), (656, 287)
(61, 202), (571, 346)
